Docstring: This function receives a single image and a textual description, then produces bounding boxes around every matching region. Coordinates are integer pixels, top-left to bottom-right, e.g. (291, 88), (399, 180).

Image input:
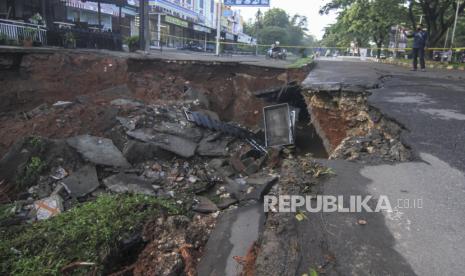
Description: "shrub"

(125, 36), (139, 52)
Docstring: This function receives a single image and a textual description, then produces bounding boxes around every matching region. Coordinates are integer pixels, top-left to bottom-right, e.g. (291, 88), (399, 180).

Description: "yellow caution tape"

(154, 33), (465, 52)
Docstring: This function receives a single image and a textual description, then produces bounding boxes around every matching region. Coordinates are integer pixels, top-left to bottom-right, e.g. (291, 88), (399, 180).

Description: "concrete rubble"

(0, 50), (421, 276)
(66, 135), (131, 168)
(61, 164), (100, 198)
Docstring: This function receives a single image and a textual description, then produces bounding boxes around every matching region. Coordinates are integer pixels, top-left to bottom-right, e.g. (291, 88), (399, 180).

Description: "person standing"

(403, 25), (428, 71)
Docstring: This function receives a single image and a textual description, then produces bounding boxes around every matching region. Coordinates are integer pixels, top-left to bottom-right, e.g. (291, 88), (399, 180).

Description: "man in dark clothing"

(404, 25), (428, 71)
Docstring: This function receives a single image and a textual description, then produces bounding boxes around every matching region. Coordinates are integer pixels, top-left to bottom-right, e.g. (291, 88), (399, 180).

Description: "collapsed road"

(0, 49), (464, 276)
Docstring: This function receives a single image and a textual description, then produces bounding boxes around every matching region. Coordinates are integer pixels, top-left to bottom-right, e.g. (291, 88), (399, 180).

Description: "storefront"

(163, 14), (188, 48)
(66, 0), (118, 31)
(191, 23), (211, 48)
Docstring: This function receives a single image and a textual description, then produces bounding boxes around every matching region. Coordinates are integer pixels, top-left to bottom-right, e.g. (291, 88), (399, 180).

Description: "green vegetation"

(0, 204), (15, 222)
(243, 8), (317, 50)
(125, 36), (140, 52)
(320, 0), (465, 50)
(288, 56), (314, 69)
(0, 194), (181, 275)
(27, 136), (43, 149)
(16, 156), (45, 188)
(321, 0), (407, 58)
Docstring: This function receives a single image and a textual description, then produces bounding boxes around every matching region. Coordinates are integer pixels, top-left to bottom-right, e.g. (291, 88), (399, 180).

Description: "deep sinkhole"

(254, 84), (328, 159)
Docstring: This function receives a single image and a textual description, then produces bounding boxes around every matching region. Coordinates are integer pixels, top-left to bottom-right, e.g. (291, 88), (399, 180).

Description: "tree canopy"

(321, 0), (465, 49)
(243, 8), (316, 48)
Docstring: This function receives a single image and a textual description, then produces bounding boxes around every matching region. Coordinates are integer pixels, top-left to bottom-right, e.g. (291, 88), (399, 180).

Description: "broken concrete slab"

(66, 135), (130, 168)
(196, 204), (264, 276)
(244, 177), (278, 201)
(123, 140), (172, 164)
(103, 173), (156, 196)
(217, 198), (238, 210)
(193, 196), (218, 213)
(116, 116), (138, 131)
(127, 129), (197, 158)
(153, 121), (203, 142)
(61, 164), (100, 198)
(224, 177), (247, 200)
(197, 136), (229, 157)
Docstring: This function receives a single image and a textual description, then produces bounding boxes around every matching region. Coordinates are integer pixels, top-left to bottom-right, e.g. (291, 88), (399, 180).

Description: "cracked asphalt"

(302, 58), (465, 276)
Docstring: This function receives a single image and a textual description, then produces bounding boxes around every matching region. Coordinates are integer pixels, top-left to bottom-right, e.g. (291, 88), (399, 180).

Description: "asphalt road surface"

(302, 59), (465, 276)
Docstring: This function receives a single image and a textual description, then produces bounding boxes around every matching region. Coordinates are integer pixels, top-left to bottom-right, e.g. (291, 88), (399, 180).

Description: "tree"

(407, 0), (465, 47)
(263, 8), (290, 27)
(322, 0), (465, 48)
(260, 26), (289, 45)
(244, 8), (309, 48)
(321, 0), (407, 58)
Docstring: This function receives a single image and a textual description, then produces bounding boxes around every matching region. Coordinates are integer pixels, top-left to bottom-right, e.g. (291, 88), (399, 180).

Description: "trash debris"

(52, 101), (74, 108)
(50, 166), (68, 180)
(263, 103), (295, 147)
(185, 110), (267, 154)
(357, 219), (367, 225)
(34, 194), (64, 220)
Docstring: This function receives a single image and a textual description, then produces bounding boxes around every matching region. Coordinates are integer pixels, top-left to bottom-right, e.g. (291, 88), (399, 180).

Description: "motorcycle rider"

(272, 41), (281, 58)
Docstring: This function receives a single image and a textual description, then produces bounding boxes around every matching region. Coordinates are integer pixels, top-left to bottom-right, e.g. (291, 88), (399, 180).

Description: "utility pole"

(139, 0), (145, 50)
(444, 28), (450, 49)
(451, 0), (461, 47)
(394, 25), (399, 58)
(216, 1), (222, 56)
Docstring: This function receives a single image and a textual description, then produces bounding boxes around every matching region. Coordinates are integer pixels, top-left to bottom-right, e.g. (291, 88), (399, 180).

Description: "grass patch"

(0, 204), (15, 222)
(287, 56), (314, 68)
(16, 156), (46, 189)
(0, 194), (181, 275)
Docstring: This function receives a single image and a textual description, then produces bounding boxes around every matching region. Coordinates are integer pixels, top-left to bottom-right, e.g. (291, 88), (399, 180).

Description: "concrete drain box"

(263, 103), (295, 147)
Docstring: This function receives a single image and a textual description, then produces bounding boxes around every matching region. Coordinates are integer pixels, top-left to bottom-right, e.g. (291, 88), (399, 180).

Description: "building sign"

(225, 33), (235, 40)
(237, 33), (252, 44)
(165, 15), (188, 28)
(194, 24), (210, 33)
(66, 0), (121, 16)
(224, 0), (270, 7)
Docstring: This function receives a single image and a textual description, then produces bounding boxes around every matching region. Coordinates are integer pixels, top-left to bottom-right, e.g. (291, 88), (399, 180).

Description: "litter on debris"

(34, 194), (64, 220)
(263, 103), (295, 147)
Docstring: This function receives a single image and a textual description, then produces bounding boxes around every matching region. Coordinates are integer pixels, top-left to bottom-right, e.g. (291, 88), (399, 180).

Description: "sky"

(236, 0), (338, 39)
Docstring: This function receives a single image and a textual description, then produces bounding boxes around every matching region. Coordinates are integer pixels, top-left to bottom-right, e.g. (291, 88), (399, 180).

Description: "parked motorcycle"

(266, 47), (287, 60)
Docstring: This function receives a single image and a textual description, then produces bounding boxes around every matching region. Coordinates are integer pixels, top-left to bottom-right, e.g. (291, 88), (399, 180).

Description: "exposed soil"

(0, 49), (413, 276)
(0, 51), (309, 157)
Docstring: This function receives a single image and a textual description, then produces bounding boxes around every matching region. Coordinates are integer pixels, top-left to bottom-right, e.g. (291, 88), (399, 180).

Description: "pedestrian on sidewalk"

(403, 25), (428, 71)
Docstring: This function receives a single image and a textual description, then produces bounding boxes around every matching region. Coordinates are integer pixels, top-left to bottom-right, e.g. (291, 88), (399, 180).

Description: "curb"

(376, 59), (465, 71)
